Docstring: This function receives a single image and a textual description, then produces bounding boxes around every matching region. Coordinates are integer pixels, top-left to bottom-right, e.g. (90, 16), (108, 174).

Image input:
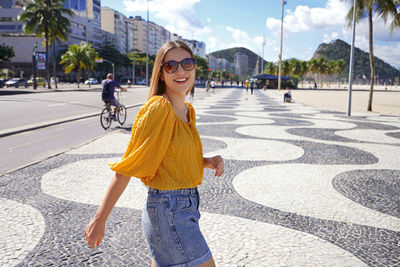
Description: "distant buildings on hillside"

(207, 52), (249, 76)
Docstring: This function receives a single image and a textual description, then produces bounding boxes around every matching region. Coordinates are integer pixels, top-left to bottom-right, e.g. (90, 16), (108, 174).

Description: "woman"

(84, 41), (224, 267)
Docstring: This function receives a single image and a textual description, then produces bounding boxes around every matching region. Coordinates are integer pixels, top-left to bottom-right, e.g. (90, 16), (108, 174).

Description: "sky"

(101, 0), (400, 69)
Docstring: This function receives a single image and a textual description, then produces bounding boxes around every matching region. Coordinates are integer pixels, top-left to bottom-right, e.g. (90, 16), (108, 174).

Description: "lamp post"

(278, 0), (286, 91)
(103, 58), (114, 78)
(347, 0), (357, 116)
(32, 42), (38, 89)
(261, 35), (266, 74)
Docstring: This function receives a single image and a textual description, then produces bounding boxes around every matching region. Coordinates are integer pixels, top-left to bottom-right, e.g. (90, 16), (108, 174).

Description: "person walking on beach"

(205, 80), (211, 92)
(210, 80), (216, 93)
(245, 79), (249, 93)
(250, 80), (255, 95)
(84, 41), (224, 267)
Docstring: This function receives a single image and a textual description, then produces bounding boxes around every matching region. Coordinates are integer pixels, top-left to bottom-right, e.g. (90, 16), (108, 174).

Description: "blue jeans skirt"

(141, 187), (212, 267)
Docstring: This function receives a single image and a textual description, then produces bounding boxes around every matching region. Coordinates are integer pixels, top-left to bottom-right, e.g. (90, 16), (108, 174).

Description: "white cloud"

(226, 26), (250, 40)
(122, 0), (205, 39)
(323, 32), (340, 43)
(374, 42), (400, 68)
(266, 0), (349, 35)
(208, 36), (218, 51)
(206, 18), (211, 23)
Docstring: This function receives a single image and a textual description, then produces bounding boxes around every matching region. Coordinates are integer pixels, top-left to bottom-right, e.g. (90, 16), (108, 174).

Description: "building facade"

(234, 52), (249, 76)
(101, 7), (131, 53)
(130, 16), (170, 55)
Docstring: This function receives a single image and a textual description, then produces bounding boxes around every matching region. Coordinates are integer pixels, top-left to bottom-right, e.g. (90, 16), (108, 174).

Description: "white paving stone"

(0, 199), (45, 267)
(202, 136), (304, 161)
(201, 213), (366, 266)
(67, 132), (130, 155)
(335, 129), (400, 144)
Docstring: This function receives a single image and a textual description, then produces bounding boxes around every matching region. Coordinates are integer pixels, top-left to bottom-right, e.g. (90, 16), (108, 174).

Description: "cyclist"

(101, 74), (127, 120)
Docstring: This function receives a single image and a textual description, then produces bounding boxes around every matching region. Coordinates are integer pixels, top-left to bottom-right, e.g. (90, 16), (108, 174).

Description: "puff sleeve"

(109, 97), (174, 181)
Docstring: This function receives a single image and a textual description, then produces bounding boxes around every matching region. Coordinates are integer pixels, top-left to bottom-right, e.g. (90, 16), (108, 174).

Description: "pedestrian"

(221, 79), (224, 87)
(283, 86), (292, 102)
(250, 80), (255, 94)
(84, 40), (224, 267)
(314, 82), (317, 90)
(211, 80), (216, 93)
(190, 84), (195, 100)
(205, 80), (211, 92)
(127, 79), (131, 88)
(245, 79), (249, 93)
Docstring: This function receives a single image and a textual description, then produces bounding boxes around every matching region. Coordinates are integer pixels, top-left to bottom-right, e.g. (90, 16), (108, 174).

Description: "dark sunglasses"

(161, 58), (195, 74)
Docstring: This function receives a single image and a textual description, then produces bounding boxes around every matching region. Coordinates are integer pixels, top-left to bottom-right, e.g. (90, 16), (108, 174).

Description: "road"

(0, 86), (149, 131)
(0, 87), (149, 175)
(0, 86), (209, 175)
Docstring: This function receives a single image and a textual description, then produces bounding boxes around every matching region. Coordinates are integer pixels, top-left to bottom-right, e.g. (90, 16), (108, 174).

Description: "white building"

(234, 52), (248, 76)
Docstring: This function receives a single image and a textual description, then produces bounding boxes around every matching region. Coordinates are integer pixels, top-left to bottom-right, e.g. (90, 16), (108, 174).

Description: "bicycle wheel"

(117, 105), (127, 125)
(100, 108), (112, 130)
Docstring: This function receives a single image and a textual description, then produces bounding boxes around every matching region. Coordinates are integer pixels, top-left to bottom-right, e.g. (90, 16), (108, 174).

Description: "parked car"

(5, 78), (28, 88)
(27, 77), (47, 87)
(84, 78), (99, 85)
(135, 79), (146, 85)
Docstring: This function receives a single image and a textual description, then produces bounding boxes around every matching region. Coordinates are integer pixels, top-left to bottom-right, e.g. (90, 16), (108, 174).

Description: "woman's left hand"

(204, 155), (224, 177)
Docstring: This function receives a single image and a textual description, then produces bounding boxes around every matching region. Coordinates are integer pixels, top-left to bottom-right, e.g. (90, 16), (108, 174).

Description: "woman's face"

(161, 47), (195, 96)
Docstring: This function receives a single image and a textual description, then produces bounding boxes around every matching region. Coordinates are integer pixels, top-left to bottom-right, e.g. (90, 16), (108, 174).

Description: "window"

(79, 0), (85, 10)
(0, 0), (13, 8)
(0, 25), (15, 30)
(0, 17), (13, 22)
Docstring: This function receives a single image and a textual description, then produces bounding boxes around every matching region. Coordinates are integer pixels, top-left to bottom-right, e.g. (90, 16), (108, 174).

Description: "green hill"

(208, 47), (267, 76)
(313, 39), (400, 82)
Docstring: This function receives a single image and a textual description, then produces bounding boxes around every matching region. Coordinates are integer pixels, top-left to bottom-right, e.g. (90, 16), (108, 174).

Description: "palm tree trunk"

(45, 26), (52, 89)
(77, 68), (81, 88)
(367, 7), (374, 111)
(52, 42), (58, 89)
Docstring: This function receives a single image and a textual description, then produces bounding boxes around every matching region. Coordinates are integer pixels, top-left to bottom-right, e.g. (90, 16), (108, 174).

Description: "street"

(0, 86), (149, 175)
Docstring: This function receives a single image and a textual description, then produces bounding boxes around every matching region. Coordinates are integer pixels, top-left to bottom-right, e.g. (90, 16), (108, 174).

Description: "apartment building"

(130, 16), (170, 55)
(0, 0), (104, 77)
(234, 52), (249, 76)
(208, 55), (234, 73)
(101, 7), (133, 53)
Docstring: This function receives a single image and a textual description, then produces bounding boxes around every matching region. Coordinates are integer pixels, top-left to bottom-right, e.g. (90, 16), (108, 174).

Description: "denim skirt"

(141, 187), (212, 267)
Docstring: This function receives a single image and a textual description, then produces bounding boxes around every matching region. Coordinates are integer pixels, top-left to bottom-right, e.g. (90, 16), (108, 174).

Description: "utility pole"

(261, 35), (266, 75)
(278, 0), (286, 90)
(347, 0), (357, 116)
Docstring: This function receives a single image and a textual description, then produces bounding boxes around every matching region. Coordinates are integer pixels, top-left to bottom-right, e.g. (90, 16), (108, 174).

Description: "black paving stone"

(333, 169), (400, 218)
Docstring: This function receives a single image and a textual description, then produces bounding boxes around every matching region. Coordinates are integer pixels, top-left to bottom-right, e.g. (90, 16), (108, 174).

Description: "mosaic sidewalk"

(1, 88), (399, 266)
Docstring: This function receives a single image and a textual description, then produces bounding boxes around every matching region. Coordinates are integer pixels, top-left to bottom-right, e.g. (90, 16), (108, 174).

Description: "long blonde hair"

(147, 41), (195, 100)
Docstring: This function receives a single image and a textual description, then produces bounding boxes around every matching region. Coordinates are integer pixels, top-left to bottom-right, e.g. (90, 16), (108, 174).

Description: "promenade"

(1, 87), (399, 266)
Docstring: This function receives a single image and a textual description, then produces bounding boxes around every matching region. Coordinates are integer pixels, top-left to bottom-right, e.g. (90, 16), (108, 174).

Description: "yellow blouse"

(109, 95), (204, 190)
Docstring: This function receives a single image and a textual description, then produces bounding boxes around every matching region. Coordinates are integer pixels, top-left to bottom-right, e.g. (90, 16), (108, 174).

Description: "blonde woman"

(84, 41), (224, 267)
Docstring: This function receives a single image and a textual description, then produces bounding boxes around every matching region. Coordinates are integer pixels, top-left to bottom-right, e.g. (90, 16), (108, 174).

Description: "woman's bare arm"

(84, 172), (130, 248)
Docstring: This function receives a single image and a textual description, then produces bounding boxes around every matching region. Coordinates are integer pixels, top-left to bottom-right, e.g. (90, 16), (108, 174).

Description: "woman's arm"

(203, 155), (224, 177)
(84, 172), (130, 248)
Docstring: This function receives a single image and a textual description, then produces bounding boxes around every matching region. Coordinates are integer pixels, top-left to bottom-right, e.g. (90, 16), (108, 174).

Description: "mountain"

(313, 39), (400, 82)
(208, 47), (267, 76)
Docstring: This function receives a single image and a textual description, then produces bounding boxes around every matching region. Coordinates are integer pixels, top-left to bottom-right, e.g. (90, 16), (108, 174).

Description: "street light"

(278, 0), (286, 91)
(347, 0), (357, 116)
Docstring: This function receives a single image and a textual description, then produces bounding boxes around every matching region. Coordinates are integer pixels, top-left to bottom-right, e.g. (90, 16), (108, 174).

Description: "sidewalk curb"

(0, 103), (144, 138)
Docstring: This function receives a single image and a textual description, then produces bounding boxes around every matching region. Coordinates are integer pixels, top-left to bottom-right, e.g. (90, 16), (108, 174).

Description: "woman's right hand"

(84, 217), (106, 248)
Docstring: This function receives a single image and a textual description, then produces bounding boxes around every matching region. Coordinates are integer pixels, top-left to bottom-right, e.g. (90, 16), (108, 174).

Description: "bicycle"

(100, 90), (127, 130)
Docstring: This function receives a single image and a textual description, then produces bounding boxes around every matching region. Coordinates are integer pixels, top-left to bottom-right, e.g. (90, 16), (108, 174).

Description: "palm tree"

(18, 0), (73, 89)
(308, 58), (319, 87)
(326, 60), (337, 88)
(345, 0), (400, 111)
(317, 57), (327, 88)
(60, 43), (98, 88)
(265, 61), (278, 75)
(334, 59), (346, 88)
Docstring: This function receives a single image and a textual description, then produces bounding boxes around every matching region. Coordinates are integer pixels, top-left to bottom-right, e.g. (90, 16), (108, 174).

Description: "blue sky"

(101, 0), (400, 69)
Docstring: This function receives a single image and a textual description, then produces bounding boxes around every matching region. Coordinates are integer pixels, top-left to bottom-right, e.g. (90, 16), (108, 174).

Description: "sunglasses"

(162, 58), (195, 74)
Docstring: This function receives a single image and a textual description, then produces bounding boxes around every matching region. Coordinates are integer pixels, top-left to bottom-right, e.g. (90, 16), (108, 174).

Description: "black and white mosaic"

(1, 88), (399, 266)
